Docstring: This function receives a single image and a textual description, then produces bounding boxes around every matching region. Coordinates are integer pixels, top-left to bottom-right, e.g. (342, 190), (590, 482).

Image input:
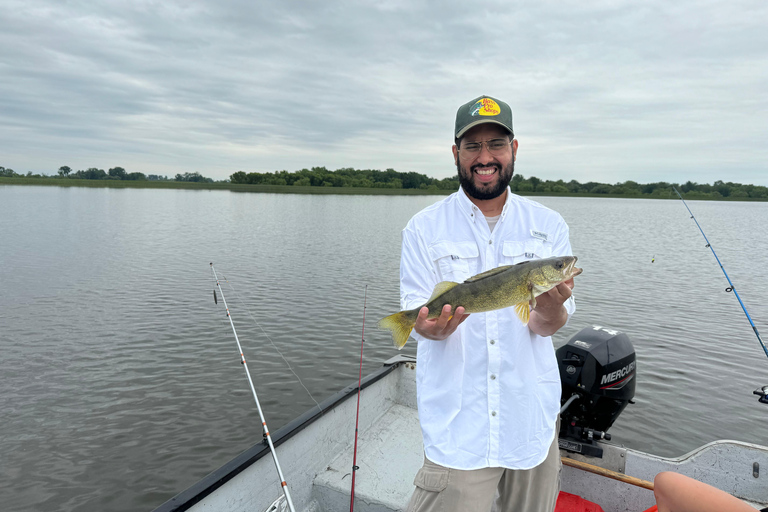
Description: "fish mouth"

(565, 257), (583, 278)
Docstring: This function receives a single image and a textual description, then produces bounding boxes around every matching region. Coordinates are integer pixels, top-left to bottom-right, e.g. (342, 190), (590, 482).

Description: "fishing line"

(210, 263), (297, 512)
(350, 285), (367, 512)
(672, 188), (768, 360)
(217, 271), (321, 412)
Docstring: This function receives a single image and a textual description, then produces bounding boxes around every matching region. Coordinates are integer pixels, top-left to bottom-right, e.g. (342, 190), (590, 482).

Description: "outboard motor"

(557, 326), (636, 457)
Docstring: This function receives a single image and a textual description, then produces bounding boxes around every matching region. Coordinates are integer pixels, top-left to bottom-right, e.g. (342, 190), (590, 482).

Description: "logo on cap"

(470, 98), (501, 117)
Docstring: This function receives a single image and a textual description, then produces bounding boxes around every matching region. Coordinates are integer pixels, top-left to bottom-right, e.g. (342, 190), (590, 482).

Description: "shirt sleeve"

(399, 223), (437, 343)
(400, 223), (436, 310)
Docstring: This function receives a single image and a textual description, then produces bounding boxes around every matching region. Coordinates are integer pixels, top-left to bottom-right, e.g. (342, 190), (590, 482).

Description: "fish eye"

(555, 260), (564, 269)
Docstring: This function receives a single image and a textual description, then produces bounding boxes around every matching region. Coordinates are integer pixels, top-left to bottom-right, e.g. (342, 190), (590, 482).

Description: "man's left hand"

(528, 278), (574, 337)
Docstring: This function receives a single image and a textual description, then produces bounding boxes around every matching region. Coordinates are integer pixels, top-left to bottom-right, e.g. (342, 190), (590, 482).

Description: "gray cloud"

(1, 0), (766, 185)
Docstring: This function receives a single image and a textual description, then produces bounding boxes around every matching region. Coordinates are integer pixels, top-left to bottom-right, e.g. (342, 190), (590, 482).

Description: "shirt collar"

(457, 186), (513, 223)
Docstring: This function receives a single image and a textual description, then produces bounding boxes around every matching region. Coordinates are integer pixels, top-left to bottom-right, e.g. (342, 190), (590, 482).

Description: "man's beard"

(457, 155), (514, 201)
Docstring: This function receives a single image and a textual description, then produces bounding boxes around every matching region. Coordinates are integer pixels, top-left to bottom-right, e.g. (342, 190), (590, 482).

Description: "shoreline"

(1, 177), (766, 200)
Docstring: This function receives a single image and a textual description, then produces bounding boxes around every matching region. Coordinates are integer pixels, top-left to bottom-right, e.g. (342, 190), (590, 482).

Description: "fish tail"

(378, 310), (418, 350)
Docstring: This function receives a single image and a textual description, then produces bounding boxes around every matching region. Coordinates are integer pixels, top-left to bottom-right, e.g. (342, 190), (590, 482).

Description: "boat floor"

(314, 403), (422, 512)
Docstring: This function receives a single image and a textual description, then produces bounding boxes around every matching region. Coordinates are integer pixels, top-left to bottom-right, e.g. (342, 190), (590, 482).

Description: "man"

(401, 95), (577, 512)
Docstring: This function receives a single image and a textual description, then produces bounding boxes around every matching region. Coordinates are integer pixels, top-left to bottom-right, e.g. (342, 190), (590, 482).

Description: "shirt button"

(491, 411), (497, 417)
(488, 240), (493, 245)
(490, 340), (496, 345)
(490, 374), (496, 380)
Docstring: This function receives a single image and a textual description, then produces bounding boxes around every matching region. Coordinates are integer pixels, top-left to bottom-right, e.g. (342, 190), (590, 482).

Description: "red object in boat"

(554, 491), (605, 512)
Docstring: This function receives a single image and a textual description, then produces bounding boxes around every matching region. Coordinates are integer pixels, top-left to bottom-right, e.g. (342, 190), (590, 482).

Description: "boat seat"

(312, 403), (423, 512)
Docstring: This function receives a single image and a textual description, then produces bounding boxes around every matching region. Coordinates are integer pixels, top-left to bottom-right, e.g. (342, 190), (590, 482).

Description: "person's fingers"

(532, 285), (568, 311)
(435, 304), (452, 330)
(414, 307), (427, 328)
(554, 282), (572, 300)
(414, 307), (433, 337)
(447, 306), (467, 330)
(415, 304), (469, 340)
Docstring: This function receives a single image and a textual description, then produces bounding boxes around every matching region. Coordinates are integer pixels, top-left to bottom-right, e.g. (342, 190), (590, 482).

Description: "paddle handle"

(561, 457), (655, 490)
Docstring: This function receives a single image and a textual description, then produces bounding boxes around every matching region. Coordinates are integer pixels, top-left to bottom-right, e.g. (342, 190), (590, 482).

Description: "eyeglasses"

(459, 138), (513, 155)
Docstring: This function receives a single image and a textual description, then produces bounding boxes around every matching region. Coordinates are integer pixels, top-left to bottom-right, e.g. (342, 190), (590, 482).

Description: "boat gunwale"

(152, 356), (412, 512)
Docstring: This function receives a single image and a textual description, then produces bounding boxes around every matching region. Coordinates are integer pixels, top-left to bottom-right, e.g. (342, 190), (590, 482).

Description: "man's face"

(453, 124), (517, 201)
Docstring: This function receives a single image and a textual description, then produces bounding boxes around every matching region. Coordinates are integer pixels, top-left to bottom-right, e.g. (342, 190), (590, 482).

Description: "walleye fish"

(379, 256), (582, 349)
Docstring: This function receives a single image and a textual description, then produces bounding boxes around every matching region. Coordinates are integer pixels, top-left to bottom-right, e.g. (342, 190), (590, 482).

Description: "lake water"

(2, 185), (768, 512)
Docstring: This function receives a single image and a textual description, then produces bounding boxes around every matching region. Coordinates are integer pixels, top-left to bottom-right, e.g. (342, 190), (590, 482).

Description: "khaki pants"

(406, 434), (561, 512)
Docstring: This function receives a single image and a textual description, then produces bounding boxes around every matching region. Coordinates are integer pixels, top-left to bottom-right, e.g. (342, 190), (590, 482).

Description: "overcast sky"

(1, 0), (767, 185)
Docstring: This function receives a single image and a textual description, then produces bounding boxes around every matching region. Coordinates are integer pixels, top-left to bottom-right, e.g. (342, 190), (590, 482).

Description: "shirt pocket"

(428, 241), (479, 283)
(502, 239), (552, 265)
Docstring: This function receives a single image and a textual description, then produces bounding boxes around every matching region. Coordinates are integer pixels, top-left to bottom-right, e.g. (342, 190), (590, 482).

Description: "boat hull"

(153, 356), (768, 512)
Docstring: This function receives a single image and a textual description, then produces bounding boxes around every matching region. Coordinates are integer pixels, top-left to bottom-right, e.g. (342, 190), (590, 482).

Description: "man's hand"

(413, 304), (469, 340)
(528, 278), (574, 337)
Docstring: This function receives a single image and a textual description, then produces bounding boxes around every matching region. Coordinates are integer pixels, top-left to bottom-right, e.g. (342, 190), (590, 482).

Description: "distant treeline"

(2, 164), (767, 199)
(507, 175), (768, 199)
(230, 166), (768, 199)
(0, 165), (211, 183)
(230, 167), (459, 190)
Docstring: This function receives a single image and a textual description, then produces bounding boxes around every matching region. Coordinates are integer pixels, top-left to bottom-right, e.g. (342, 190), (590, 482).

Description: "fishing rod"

(210, 263), (297, 512)
(350, 285), (367, 512)
(672, 188), (768, 365)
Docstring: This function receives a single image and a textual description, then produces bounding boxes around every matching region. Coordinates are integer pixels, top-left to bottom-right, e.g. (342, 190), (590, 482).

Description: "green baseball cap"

(454, 95), (514, 139)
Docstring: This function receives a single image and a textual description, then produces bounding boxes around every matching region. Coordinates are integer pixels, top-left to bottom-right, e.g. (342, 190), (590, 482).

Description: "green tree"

(711, 180), (730, 197)
(618, 180), (641, 195)
(402, 171), (428, 189)
(591, 184), (614, 194)
(730, 188), (748, 198)
(58, 166), (72, 176)
(566, 180), (582, 193)
(75, 168), (107, 179)
(175, 172), (210, 182)
(109, 167), (127, 179)
(681, 180), (697, 193)
(516, 181), (534, 192)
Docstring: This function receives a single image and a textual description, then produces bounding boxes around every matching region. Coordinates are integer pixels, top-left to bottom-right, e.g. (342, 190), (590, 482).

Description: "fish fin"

(378, 310), (418, 350)
(532, 283), (554, 295)
(529, 281), (539, 310)
(463, 265), (516, 283)
(514, 302), (531, 324)
(428, 281), (459, 302)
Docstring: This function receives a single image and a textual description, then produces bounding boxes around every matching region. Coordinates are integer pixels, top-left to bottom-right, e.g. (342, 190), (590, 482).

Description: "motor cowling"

(557, 326), (636, 456)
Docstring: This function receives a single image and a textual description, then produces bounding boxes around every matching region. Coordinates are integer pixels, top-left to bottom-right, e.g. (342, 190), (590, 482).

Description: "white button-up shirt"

(400, 187), (575, 470)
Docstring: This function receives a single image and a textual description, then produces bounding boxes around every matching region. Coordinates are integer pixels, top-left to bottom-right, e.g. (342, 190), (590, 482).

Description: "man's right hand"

(413, 304), (469, 340)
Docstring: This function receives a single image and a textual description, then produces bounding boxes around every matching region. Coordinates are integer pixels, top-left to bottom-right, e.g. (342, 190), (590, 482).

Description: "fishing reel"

(753, 386), (768, 405)
(263, 495), (288, 512)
